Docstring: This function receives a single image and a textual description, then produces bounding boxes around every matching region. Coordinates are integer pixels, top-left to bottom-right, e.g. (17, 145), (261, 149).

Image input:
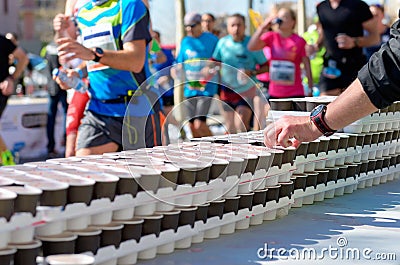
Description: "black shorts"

(222, 98), (251, 112)
(161, 95), (174, 107)
(319, 56), (366, 92)
(77, 110), (163, 151)
(183, 96), (213, 123)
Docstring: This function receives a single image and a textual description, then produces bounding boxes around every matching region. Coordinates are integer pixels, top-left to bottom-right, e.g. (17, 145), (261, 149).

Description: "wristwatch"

(310, 104), (336, 136)
(92, 47), (104, 62)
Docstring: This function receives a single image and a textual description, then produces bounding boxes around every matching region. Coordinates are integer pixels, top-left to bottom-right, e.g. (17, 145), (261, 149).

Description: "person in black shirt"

(310, 0), (379, 96)
(0, 35), (29, 165)
(263, 14), (400, 148)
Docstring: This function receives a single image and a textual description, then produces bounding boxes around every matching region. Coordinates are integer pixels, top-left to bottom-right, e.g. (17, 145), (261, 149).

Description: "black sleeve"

(2, 35), (16, 55)
(122, 3), (152, 46)
(357, 1), (373, 25)
(358, 19), (400, 109)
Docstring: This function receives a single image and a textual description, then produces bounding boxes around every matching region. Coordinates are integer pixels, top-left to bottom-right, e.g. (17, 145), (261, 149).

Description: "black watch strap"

(92, 47), (104, 62)
(93, 52), (101, 62)
(310, 104), (336, 136)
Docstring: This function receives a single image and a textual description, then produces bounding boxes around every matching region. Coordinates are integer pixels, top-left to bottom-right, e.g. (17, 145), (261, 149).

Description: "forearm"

(255, 63), (269, 75)
(324, 79), (377, 131)
(248, 27), (267, 51)
(354, 33), (379, 48)
(303, 57), (313, 89)
(12, 50), (29, 79)
(92, 40), (147, 73)
(96, 49), (147, 73)
(12, 62), (28, 80)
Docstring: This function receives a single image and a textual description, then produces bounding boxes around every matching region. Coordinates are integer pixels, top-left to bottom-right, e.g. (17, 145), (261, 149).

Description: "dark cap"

(184, 12), (202, 26)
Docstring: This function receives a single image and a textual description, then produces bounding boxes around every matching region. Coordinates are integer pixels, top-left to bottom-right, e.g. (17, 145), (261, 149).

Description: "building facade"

(0, 0), (63, 54)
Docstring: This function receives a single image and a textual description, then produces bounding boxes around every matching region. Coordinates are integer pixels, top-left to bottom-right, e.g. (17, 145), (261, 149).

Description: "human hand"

(264, 115), (322, 148)
(53, 68), (80, 90)
(56, 38), (95, 62)
(0, 77), (14, 96)
(305, 44), (318, 57)
(53, 14), (71, 33)
(259, 16), (276, 32)
(335, 33), (356, 49)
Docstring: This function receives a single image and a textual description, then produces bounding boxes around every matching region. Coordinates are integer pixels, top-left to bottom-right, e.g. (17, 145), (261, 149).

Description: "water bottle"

(52, 68), (87, 93)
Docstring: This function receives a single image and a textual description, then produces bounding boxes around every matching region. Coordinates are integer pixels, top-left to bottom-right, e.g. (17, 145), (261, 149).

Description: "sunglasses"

(185, 23), (199, 28)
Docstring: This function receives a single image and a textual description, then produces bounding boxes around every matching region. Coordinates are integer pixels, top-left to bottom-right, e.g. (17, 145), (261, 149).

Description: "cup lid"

(135, 214), (164, 219)
(46, 254), (95, 265)
(0, 177), (14, 186)
(8, 239), (42, 249)
(174, 206), (198, 211)
(145, 164), (180, 173)
(27, 179), (69, 191)
(0, 188), (17, 200)
(53, 174), (96, 186)
(126, 166), (162, 177)
(36, 233), (77, 242)
(72, 172), (119, 183)
(90, 222), (124, 230)
(68, 227), (102, 236)
(113, 217), (144, 225)
(2, 185), (42, 195)
(0, 247), (16, 255)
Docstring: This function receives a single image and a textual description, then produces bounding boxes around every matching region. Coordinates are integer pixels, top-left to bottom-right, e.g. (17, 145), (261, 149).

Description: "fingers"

(291, 138), (302, 149)
(277, 127), (293, 148)
(53, 14), (70, 32)
(56, 37), (72, 46)
(264, 123), (279, 148)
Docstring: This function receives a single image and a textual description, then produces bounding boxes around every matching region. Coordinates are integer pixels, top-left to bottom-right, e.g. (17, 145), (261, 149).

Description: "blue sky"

(149, 0), (383, 45)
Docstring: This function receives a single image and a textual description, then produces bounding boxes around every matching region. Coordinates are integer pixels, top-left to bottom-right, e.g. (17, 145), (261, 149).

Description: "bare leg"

(0, 136), (8, 154)
(65, 133), (77, 157)
(189, 119), (213, 138)
(222, 110), (236, 134)
(253, 95), (267, 131)
(235, 105), (252, 132)
(164, 105), (180, 126)
(76, 142), (119, 156)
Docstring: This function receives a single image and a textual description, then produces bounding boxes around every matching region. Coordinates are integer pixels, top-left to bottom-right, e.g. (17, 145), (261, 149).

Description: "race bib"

(81, 23), (117, 72)
(270, 60), (295, 85)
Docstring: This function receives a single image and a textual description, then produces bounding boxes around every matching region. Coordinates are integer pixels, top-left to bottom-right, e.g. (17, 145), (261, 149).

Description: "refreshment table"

(138, 178), (399, 265)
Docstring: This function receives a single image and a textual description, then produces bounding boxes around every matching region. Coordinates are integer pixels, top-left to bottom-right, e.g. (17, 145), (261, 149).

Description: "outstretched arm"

(264, 78), (377, 148)
(247, 16), (275, 51)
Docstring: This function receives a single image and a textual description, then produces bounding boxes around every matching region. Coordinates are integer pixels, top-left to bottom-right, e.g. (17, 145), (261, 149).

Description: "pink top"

(260, 31), (307, 98)
(256, 46), (270, 83)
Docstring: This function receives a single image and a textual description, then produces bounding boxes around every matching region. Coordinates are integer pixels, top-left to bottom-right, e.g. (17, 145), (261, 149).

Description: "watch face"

(311, 104), (325, 117)
(95, 47), (104, 56)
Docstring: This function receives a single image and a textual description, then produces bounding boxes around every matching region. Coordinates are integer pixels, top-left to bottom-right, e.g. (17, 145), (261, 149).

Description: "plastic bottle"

(52, 68), (87, 93)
